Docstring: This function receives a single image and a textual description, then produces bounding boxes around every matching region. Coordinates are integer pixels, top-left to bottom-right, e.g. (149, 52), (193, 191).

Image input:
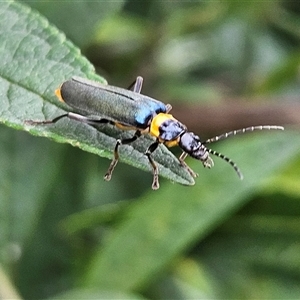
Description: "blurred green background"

(1, 1), (300, 299)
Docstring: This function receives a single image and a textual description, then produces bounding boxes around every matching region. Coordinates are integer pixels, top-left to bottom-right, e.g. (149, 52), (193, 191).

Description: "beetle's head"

(179, 132), (214, 168)
(178, 130), (246, 178)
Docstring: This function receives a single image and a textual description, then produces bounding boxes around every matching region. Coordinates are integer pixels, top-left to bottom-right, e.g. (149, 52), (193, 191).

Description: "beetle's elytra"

(26, 76), (284, 190)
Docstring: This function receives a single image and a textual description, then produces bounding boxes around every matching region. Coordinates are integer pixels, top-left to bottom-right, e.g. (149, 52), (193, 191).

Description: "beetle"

(26, 76), (284, 190)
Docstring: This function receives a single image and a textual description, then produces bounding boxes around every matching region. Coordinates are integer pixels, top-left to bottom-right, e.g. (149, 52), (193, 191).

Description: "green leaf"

(263, 155), (300, 197)
(0, 127), (66, 253)
(0, 2), (194, 187)
(199, 212), (300, 298)
(21, 1), (126, 48)
(49, 288), (146, 300)
(83, 131), (299, 291)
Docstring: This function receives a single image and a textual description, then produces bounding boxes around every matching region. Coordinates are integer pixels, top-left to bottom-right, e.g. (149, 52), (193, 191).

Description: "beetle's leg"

(145, 141), (160, 190)
(25, 113), (70, 125)
(178, 152), (198, 178)
(104, 130), (142, 181)
(166, 104), (172, 113)
(25, 112), (113, 126)
(67, 113), (114, 125)
(127, 76), (143, 93)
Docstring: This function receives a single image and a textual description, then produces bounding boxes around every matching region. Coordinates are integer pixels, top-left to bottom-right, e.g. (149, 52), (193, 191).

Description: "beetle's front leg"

(178, 152), (198, 178)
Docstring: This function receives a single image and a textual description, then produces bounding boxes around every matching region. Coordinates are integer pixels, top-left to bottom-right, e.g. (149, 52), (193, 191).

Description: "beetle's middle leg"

(104, 130), (142, 181)
(145, 141), (160, 190)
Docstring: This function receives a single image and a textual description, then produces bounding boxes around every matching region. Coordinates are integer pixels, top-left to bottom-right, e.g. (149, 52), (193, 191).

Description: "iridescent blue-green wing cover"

(60, 77), (168, 129)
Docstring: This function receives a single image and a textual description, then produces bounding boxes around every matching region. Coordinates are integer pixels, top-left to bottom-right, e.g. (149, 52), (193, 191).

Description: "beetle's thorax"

(149, 113), (186, 146)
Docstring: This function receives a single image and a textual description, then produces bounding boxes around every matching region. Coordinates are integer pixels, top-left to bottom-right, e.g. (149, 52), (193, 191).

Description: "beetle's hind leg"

(127, 76), (143, 93)
(25, 112), (114, 126)
(104, 130), (142, 181)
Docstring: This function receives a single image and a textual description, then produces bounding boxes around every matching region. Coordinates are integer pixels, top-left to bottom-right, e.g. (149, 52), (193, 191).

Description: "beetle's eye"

(193, 134), (200, 142)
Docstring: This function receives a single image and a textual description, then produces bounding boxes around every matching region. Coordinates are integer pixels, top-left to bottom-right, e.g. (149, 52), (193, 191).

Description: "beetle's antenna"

(203, 125), (284, 179)
(203, 125), (284, 145)
(207, 148), (243, 179)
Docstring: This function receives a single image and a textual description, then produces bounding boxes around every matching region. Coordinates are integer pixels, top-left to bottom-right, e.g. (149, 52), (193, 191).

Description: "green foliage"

(1, 1), (300, 299)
